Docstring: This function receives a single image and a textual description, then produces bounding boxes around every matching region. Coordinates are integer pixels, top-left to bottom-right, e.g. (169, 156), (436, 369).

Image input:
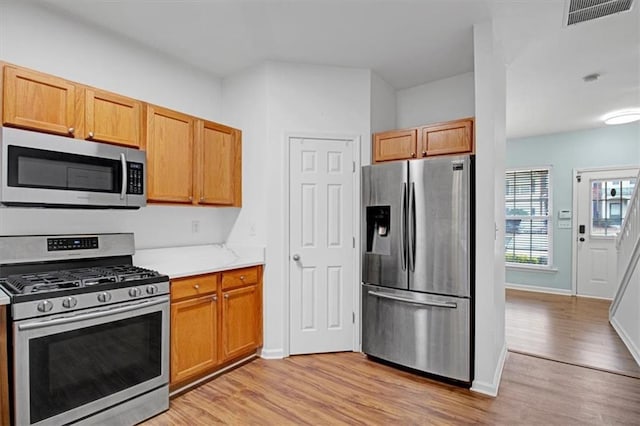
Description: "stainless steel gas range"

(0, 233), (170, 426)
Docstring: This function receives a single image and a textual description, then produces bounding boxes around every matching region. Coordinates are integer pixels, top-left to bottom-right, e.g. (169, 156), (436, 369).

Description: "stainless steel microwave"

(0, 127), (146, 209)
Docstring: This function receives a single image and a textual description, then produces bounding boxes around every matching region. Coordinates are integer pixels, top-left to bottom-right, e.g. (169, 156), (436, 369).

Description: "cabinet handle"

(189, 196), (193, 202)
(68, 127), (75, 135)
(193, 284), (200, 290)
(422, 151), (427, 157)
(240, 275), (245, 281)
(88, 131), (94, 139)
(224, 294), (229, 299)
(200, 197), (204, 202)
(411, 152), (416, 158)
(212, 295), (218, 301)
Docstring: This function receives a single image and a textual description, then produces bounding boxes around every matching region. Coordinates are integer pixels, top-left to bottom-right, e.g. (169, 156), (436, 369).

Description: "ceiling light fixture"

(602, 109), (640, 125)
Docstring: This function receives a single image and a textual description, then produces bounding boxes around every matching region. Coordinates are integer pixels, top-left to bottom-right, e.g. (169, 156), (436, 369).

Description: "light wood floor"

(144, 351), (640, 425)
(506, 289), (640, 378)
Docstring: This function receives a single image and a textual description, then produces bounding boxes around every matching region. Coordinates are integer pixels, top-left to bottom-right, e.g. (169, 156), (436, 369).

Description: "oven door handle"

(17, 297), (168, 331)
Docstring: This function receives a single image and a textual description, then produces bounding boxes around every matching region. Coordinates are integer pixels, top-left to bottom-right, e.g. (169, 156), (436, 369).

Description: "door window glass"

(591, 178), (636, 236)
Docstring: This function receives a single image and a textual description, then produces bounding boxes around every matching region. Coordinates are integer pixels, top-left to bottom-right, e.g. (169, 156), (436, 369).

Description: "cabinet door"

(420, 119), (473, 157)
(196, 120), (242, 206)
(3, 66), (78, 137)
(0, 306), (9, 426)
(170, 294), (219, 385)
(145, 105), (194, 203)
(85, 88), (142, 147)
(373, 129), (417, 163)
(222, 284), (259, 361)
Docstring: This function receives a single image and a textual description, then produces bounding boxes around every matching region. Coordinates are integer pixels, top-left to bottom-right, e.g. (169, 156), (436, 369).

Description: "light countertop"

(0, 288), (10, 306)
(134, 244), (265, 279)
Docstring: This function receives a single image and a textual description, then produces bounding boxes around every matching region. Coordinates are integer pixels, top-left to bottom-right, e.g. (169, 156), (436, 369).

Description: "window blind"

(505, 168), (551, 266)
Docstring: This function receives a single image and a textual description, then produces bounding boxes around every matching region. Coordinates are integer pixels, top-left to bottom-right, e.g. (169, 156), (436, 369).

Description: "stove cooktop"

(1, 265), (161, 295)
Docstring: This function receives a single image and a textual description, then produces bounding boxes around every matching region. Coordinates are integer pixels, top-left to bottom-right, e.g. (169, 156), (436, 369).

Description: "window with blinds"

(505, 168), (551, 267)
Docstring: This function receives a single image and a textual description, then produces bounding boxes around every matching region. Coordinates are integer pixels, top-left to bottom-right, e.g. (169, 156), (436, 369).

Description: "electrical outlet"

(191, 220), (200, 233)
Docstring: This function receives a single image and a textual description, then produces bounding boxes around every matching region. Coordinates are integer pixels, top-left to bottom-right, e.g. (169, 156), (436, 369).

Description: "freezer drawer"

(361, 284), (471, 383)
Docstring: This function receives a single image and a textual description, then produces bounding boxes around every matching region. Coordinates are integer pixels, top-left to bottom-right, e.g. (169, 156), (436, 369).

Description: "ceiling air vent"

(565, 0), (634, 25)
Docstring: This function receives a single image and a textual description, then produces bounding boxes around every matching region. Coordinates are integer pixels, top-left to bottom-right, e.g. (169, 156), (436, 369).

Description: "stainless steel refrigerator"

(361, 154), (473, 384)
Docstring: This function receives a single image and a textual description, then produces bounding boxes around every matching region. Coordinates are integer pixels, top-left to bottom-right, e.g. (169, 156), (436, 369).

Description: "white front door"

(289, 137), (355, 355)
(576, 168), (638, 298)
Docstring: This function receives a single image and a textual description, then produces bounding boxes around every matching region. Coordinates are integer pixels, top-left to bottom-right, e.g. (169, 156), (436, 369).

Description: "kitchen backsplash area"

(0, 205), (240, 249)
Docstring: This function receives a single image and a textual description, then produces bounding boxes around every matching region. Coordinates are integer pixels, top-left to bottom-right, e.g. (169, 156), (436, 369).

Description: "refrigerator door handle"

(409, 182), (416, 272)
(368, 291), (457, 309)
(400, 182), (407, 271)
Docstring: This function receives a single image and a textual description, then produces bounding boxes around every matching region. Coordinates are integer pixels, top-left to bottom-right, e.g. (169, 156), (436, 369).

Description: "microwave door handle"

(120, 153), (127, 200)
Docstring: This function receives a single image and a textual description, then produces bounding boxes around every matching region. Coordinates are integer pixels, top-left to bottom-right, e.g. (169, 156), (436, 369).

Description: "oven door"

(13, 296), (169, 426)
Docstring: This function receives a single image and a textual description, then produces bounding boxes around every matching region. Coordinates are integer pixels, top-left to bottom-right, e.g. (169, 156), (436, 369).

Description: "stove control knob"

(97, 292), (112, 303)
(146, 285), (158, 295)
(37, 300), (53, 313)
(62, 297), (78, 309)
(129, 288), (142, 298)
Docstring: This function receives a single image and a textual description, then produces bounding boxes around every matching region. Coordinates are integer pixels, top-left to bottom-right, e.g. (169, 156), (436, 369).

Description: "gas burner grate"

(2, 265), (160, 294)
(94, 265), (159, 282)
(7, 271), (82, 293)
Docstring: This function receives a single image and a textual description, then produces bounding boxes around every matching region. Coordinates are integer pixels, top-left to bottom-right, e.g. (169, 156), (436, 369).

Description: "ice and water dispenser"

(366, 206), (391, 255)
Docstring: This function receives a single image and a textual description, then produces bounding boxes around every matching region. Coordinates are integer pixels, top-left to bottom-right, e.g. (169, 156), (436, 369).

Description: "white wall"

(262, 62), (371, 357)
(370, 72), (397, 137)
(0, 1), (238, 249)
(221, 65), (269, 247)
(396, 72), (475, 128)
(471, 20), (507, 396)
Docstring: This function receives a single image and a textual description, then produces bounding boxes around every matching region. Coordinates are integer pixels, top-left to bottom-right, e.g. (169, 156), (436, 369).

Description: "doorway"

(573, 167), (638, 298)
(287, 135), (358, 355)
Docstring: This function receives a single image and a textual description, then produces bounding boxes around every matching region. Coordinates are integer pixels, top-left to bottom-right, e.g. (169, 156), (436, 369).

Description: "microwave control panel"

(127, 162), (144, 195)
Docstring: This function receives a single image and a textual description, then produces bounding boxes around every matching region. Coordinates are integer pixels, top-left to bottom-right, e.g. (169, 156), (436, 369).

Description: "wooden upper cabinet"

(373, 129), (417, 163)
(145, 105), (194, 203)
(3, 66), (78, 137)
(372, 118), (474, 163)
(420, 118), (473, 157)
(196, 120), (242, 206)
(85, 88), (142, 147)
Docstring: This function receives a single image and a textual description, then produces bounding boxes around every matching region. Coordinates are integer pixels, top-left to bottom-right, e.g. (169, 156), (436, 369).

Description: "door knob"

(579, 237), (585, 242)
(292, 254), (300, 261)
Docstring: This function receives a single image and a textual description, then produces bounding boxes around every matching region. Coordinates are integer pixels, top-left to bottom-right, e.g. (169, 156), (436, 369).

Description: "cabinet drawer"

(221, 267), (259, 290)
(171, 274), (218, 301)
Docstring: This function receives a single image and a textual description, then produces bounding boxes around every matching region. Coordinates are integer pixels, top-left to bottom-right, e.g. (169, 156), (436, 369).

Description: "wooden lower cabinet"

(222, 284), (260, 361)
(0, 306), (9, 426)
(170, 294), (219, 385)
(169, 265), (263, 391)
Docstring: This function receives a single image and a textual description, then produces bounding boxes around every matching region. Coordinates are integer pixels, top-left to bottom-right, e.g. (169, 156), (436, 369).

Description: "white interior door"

(289, 137), (355, 355)
(576, 168), (638, 298)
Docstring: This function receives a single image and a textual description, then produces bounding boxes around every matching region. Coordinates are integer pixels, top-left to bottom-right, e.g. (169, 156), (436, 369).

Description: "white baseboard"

(576, 293), (613, 301)
(259, 348), (286, 359)
(610, 316), (640, 367)
(505, 282), (573, 296)
(471, 343), (507, 397)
